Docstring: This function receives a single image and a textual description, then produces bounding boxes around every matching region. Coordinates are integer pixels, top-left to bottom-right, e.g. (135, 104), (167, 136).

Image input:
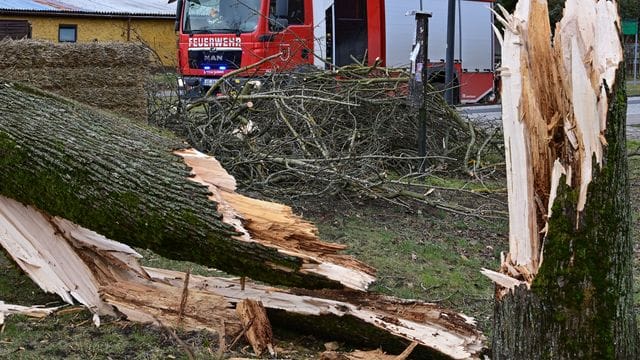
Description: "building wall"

(0, 14), (177, 66)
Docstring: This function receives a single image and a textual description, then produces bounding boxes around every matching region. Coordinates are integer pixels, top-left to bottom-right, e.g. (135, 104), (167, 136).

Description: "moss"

(523, 72), (632, 358)
(0, 82), (354, 289)
(494, 68), (636, 359)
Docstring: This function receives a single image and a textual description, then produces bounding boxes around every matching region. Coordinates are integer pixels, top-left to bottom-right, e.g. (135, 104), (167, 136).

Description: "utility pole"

(409, 11), (431, 172)
(444, 0), (456, 104)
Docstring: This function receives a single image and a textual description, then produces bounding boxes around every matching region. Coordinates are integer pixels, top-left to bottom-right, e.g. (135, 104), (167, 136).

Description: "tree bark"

(0, 82), (375, 290)
(486, 0), (638, 358)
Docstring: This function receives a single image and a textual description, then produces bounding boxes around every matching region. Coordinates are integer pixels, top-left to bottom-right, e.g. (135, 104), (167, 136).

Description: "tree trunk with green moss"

(0, 82), (374, 290)
(488, 0), (638, 358)
(492, 76), (637, 358)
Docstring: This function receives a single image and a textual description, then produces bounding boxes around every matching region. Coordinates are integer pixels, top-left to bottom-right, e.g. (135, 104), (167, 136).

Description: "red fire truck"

(172, 0), (496, 104)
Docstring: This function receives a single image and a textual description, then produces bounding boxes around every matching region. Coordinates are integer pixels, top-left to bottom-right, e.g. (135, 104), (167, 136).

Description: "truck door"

(264, 0), (314, 71)
(328, 0), (368, 66)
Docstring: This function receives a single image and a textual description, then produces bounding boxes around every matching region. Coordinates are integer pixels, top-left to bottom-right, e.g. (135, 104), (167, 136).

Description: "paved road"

(628, 96), (640, 126)
(458, 96), (640, 122)
(458, 96), (640, 139)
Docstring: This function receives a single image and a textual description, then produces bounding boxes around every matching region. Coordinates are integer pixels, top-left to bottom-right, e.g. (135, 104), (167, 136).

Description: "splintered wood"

(0, 302), (61, 325)
(236, 299), (275, 356)
(488, 0), (623, 290)
(0, 194), (485, 359)
(176, 148), (376, 291)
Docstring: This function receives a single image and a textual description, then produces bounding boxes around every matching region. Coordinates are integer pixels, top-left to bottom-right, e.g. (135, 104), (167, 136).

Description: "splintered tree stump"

(483, 0), (638, 358)
(0, 82), (374, 291)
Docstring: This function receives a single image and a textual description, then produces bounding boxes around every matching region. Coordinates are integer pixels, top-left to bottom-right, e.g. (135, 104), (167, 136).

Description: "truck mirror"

(174, 0), (183, 32)
(275, 0), (289, 18)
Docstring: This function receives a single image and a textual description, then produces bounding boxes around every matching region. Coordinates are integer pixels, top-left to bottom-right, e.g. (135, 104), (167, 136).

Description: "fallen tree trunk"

(0, 82), (374, 290)
(0, 195), (485, 359)
(483, 0), (638, 358)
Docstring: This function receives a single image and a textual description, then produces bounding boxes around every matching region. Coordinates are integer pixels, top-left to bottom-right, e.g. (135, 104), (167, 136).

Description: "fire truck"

(173, 0), (496, 104)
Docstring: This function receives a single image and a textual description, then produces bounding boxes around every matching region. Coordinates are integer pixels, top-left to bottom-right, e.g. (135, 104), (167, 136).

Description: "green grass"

(628, 80), (640, 97)
(419, 175), (504, 192)
(312, 202), (506, 332)
(0, 311), (221, 359)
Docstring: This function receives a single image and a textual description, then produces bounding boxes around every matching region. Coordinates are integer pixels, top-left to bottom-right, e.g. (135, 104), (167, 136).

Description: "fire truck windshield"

(182, 0), (261, 34)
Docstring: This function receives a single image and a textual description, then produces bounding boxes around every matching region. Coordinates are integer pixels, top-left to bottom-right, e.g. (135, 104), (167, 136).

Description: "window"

(182, 0), (261, 34)
(269, 0), (305, 26)
(287, 0), (304, 25)
(58, 24), (76, 42)
(0, 20), (31, 40)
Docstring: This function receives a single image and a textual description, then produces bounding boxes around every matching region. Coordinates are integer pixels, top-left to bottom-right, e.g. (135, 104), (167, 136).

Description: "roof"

(0, 0), (176, 17)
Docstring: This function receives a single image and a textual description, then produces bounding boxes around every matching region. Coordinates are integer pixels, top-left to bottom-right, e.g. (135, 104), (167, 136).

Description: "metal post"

(409, 12), (431, 172)
(444, 0), (456, 104)
(457, 0), (462, 64)
(634, 22), (638, 84)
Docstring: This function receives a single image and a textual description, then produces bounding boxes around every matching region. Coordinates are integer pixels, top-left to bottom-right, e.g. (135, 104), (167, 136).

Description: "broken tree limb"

(0, 195), (484, 359)
(0, 82), (374, 290)
(487, 0), (638, 358)
(152, 269), (485, 359)
(0, 302), (61, 325)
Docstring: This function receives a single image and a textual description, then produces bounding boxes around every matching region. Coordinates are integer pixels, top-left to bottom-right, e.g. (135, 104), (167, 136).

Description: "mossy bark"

(0, 82), (343, 289)
(492, 71), (638, 359)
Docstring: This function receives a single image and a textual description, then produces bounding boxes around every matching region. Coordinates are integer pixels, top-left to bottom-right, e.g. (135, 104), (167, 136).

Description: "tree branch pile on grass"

(0, 39), (151, 121)
(149, 64), (505, 214)
(0, 82), (485, 359)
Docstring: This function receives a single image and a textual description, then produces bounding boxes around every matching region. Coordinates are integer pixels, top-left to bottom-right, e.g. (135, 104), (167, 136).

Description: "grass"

(1, 312), (220, 360)
(628, 80), (640, 97)
(312, 206), (505, 331)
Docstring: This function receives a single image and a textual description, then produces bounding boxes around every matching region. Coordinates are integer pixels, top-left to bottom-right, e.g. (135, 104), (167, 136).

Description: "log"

(0, 195), (485, 359)
(487, 0), (638, 358)
(0, 82), (374, 291)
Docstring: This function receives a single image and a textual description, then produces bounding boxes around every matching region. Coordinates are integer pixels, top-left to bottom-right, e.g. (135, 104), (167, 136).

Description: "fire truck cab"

(174, 0), (496, 103)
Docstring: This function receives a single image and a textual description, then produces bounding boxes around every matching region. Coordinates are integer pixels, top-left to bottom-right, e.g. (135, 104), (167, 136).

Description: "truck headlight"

(177, 78), (185, 88)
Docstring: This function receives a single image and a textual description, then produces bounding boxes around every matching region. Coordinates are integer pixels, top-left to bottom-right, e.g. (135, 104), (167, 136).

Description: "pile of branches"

(149, 64), (504, 214)
(0, 39), (151, 121)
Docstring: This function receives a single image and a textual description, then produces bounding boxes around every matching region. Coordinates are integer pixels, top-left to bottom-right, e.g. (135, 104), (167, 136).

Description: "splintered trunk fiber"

(494, 83), (637, 358)
(489, 0), (638, 358)
(494, 92), (637, 354)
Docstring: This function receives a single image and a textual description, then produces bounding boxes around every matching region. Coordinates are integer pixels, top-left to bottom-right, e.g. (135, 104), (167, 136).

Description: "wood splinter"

(235, 299), (275, 357)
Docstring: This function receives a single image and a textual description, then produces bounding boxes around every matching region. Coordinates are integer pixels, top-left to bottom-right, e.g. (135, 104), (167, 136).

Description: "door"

(264, 0), (314, 71)
(330, 0), (368, 66)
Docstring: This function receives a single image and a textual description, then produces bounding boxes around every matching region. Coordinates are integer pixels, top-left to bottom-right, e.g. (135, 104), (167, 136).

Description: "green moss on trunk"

(0, 82), (340, 289)
(492, 68), (638, 359)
